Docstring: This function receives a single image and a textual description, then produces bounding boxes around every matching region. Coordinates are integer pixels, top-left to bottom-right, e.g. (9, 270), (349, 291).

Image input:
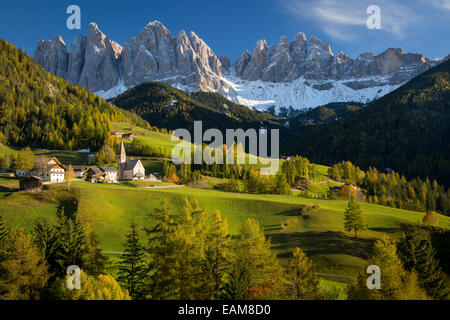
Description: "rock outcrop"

(35, 21), (227, 93)
(235, 35), (435, 87)
(34, 36), (69, 80)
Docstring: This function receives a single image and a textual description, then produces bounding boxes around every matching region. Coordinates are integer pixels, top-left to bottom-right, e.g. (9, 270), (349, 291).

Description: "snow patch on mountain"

(97, 74), (401, 111)
(219, 74), (401, 110)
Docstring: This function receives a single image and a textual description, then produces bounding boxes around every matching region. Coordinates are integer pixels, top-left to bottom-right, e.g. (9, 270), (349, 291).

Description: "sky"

(1, 0), (449, 61)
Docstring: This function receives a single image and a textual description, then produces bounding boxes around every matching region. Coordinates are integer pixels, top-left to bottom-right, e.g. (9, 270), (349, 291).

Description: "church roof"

(123, 160), (142, 171)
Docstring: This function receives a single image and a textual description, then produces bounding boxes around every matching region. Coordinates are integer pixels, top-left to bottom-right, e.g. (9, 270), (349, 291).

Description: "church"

(118, 139), (146, 181)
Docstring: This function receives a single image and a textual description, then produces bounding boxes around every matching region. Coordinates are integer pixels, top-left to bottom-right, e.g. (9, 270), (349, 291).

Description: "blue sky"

(1, 0), (449, 61)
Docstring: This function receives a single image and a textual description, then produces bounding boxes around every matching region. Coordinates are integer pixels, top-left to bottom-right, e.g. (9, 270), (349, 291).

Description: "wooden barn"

(19, 176), (43, 192)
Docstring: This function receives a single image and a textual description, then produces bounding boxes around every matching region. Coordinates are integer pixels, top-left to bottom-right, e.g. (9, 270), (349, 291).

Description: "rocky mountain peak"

(34, 21), (441, 109)
(35, 21), (227, 94)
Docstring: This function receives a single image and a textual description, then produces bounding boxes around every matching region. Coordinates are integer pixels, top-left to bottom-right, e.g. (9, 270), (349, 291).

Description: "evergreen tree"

(117, 222), (147, 299)
(0, 226), (49, 300)
(274, 173), (291, 195)
(343, 194), (366, 238)
(55, 212), (86, 275)
(83, 224), (107, 276)
(397, 224), (447, 299)
(202, 211), (231, 299)
(347, 237), (428, 300)
(145, 200), (179, 299)
(222, 256), (252, 300)
(0, 213), (11, 259)
(288, 247), (320, 299)
(32, 218), (60, 278)
(234, 218), (283, 298)
(175, 199), (208, 299)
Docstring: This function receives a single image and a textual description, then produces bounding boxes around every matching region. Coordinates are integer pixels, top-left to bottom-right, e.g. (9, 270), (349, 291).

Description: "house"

(19, 157), (66, 182)
(86, 168), (104, 183)
(102, 167), (119, 183)
(86, 167), (118, 183)
(33, 157), (65, 182)
(149, 173), (162, 182)
(118, 140), (146, 181)
(110, 131), (122, 138)
(72, 165), (86, 179)
(122, 133), (137, 141)
(19, 176), (43, 192)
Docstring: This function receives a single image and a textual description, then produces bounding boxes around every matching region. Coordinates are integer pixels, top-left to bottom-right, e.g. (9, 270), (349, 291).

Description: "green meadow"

(1, 178), (448, 297)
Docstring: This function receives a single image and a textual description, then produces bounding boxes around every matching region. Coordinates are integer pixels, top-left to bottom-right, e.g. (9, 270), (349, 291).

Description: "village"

(15, 132), (163, 192)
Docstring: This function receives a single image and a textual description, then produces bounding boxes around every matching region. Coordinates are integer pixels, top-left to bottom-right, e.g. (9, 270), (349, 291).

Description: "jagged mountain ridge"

(34, 20), (442, 109)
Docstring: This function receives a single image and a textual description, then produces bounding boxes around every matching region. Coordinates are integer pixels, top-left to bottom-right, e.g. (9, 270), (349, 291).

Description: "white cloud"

(429, 0), (450, 10)
(280, 0), (420, 40)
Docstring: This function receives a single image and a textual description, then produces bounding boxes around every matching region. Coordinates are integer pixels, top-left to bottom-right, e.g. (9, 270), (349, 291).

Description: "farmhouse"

(86, 167), (118, 183)
(72, 165), (86, 179)
(35, 157), (65, 182)
(118, 140), (146, 181)
(19, 176), (43, 192)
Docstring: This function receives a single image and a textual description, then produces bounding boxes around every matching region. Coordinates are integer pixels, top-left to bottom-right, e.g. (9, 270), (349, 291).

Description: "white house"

(86, 167), (118, 184)
(20, 157), (66, 182)
(33, 157), (66, 182)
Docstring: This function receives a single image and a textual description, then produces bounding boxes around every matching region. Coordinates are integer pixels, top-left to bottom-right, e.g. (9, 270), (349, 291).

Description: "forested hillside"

(0, 40), (149, 151)
(289, 59), (450, 185)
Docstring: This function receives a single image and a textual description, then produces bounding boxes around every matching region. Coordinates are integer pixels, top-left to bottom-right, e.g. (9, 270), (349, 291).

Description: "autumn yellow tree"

(55, 270), (131, 300)
(0, 226), (49, 300)
(65, 164), (75, 190)
(347, 237), (428, 300)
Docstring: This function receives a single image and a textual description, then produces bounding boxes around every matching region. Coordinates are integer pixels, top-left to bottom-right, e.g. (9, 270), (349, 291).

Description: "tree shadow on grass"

(264, 224), (283, 232)
(271, 231), (375, 260)
(274, 207), (304, 217)
(368, 227), (399, 234)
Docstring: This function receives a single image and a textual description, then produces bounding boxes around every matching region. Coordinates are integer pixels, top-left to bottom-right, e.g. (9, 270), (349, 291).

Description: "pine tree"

(55, 212), (86, 275)
(175, 199), (208, 299)
(234, 218), (283, 298)
(288, 247), (320, 299)
(32, 218), (60, 278)
(397, 225), (447, 299)
(0, 213), (11, 258)
(117, 222), (147, 299)
(83, 224), (107, 276)
(146, 200), (179, 299)
(0, 226), (50, 300)
(274, 173), (291, 195)
(222, 256), (252, 300)
(343, 194), (366, 238)
(202, 211), (231, 299)
(347, 237), (428, 300)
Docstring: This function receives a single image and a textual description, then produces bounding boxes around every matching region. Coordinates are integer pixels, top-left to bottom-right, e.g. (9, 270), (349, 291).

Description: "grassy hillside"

(2, 181), (448, 279)
(289, 59), (450, 185)
(0, 40), (148, 151)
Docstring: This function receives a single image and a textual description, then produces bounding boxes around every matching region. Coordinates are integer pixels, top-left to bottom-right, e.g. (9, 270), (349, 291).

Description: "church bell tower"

(118, 139), (126, 179)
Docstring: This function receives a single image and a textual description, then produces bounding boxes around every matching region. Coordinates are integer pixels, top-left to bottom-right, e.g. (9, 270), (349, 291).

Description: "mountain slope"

(0, 39), (148, 151)
(289, 59), (450, 184)
(109, 81), (287, 135)
(34, 21), (440, 110)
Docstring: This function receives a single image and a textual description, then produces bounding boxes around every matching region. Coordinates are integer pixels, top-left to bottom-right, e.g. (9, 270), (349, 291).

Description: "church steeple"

(118, 139), (126, 179)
